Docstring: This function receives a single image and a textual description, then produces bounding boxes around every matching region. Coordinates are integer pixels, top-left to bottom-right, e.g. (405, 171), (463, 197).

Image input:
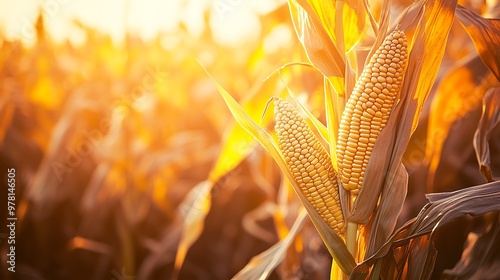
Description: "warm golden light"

(2, 0), (499, 279)
(0, 0), (284, 45)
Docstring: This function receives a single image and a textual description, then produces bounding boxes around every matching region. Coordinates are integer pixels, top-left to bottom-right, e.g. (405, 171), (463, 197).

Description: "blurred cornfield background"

(0, 0), (499, 279)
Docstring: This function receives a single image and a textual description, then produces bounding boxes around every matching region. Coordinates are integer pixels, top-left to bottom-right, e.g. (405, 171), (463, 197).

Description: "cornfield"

(1, 0), (500, 279)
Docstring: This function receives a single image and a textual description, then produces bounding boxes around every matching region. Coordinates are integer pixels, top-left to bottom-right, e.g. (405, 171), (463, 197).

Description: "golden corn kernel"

(337, 30), (408, 196)
(274, 98), (344, 235)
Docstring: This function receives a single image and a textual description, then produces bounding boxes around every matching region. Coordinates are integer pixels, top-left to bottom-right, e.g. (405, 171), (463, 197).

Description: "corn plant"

(3, 1), (500, 280)
(210, 0), (500, 279)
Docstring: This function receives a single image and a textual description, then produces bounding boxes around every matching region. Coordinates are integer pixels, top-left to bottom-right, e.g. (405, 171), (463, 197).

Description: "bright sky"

(0, 0), (284, 46)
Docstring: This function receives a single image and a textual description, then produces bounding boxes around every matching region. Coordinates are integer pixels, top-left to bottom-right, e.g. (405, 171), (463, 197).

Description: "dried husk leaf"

(364, 164), (408, 258)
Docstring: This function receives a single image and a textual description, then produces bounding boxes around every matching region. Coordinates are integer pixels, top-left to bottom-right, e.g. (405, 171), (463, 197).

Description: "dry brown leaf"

(365, 164), (408, 259)
(232, 210), (307, 280)
(473, 87), (500, 182)
(456, 4), (500, 82)
(442, 214), (500, 279)
(404, 235), (436, 280)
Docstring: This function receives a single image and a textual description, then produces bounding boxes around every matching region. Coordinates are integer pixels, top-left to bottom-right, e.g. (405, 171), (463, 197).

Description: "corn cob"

(274, 98), (344, 235)
(337, 30), (408, 195)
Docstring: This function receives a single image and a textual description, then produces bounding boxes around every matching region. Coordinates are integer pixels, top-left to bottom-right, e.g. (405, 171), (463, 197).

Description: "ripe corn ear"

(337, 30), (408, 195)
(274, 98), (344, 235)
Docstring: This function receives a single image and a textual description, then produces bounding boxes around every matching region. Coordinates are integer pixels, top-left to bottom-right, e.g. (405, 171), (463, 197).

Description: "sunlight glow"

(0, 0), (284, 46)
